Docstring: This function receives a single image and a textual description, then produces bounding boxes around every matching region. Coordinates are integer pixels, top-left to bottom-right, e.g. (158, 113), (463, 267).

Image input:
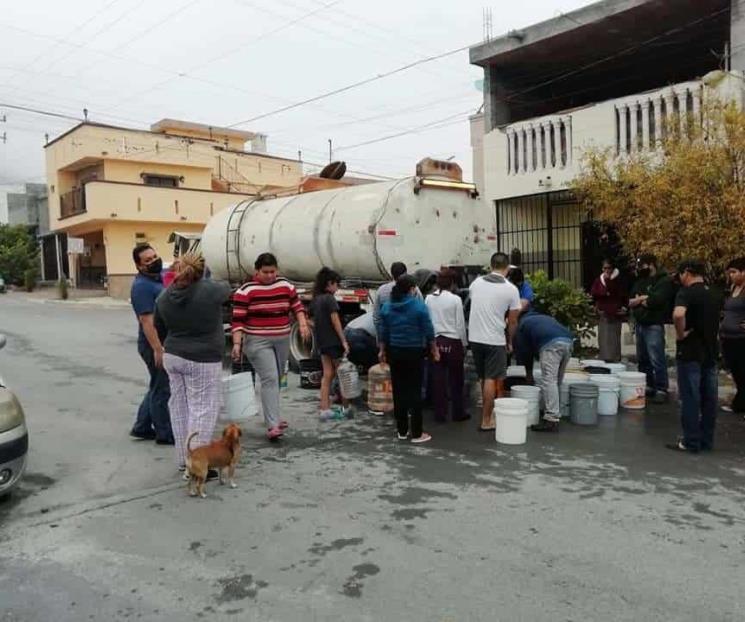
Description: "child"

(311, 267), (352, 420)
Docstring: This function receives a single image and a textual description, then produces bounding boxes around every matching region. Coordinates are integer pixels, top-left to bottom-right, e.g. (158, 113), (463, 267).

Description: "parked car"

(0, 275), (6, 293)
(0, 335), (28, 498)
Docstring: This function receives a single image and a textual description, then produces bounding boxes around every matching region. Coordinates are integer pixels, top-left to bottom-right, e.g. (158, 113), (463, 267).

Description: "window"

(142, 174), (179, 188)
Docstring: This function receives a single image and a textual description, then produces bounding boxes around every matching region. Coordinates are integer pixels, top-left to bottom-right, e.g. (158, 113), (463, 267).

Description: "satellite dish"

(319, 161), (347, 180)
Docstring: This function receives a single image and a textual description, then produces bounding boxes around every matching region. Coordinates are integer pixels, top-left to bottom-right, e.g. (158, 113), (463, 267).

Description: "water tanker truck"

(184, 158), (494, 368)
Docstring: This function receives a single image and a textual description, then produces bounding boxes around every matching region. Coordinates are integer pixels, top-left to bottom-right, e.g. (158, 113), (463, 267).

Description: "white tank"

(202, 177), (494, 282)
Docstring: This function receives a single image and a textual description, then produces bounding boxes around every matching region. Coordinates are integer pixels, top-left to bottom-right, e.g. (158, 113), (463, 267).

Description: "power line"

(335, 109), (474, 152)
(0, 102), (82, 123)
(226, 42), (473, 127)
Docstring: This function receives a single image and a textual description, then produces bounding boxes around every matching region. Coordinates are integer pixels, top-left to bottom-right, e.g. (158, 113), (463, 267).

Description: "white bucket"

(221, 372), (258, 423)
(510, 385), (541, 426)
(581, 359), (606, 368)
(590, 374), (621, 416)
(494, 398), (528, 445)
(566, 357), (583, 373)
(506, 365), (527, 377)
(560, 373), (589, 418)
(617, 371), (647, 410)
(604, 362), (627, 375)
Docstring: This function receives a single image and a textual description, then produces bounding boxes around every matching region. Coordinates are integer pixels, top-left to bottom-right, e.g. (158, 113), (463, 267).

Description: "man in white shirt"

(426, 269), (468, 422)
(468, 252), (522, 431)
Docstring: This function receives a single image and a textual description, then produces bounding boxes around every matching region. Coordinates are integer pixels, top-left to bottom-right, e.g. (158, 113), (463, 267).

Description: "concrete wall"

(104, 221), (205, 299)
(480, 73), (745, 204)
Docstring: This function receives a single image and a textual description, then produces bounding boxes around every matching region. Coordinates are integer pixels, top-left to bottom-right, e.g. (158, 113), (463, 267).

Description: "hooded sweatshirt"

(155, 279), (232, 363)
(380, 295), (435, 350)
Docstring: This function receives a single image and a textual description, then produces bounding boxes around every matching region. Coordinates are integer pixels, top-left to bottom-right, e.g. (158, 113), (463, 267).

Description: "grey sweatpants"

(539, 340), (573, 422)
(244, 335), (289, 430)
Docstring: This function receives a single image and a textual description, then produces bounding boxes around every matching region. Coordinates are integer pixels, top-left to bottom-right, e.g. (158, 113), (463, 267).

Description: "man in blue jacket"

(513, 311), (574, 432)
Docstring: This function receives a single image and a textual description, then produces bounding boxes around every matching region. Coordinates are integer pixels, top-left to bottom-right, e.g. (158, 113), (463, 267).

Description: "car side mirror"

(0, 335), (6, 350)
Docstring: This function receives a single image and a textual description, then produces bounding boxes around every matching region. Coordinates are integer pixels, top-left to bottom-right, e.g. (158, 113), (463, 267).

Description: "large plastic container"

(494, 398), (529, 445)
(221, 372), (258, 423)
(367, 363), (393, 414)
(570, 382), (599, 425)
(560, 373), (590, 418)
(604, 362), (627, 375)
(506, 365), (527, 378)
(337, 358), (362, 399)
(590, 374), (621, 416)
(618, 371), (647, 410)
(510, 385), (541, 427)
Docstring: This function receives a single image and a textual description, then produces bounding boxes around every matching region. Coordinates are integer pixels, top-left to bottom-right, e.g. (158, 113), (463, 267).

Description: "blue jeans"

(635, 324), (669, 393)
(676, 361), (718, 450)
(132, 343), (173, 441)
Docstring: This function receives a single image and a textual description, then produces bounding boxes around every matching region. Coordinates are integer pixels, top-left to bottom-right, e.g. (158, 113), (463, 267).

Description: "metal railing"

(60, 187), (86, 218)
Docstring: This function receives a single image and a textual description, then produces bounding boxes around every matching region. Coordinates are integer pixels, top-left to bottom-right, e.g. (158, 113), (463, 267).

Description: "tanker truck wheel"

(288, 322), (314, 373)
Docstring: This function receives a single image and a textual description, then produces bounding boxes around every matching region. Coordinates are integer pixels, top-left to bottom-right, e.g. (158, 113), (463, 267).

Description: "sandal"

(411, 432), (432, 444)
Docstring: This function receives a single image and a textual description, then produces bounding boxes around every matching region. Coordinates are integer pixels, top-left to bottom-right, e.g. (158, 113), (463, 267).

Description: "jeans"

(635, 324), (669, 393)
(539, 340), (572, 422)
(721, 339), (745, 413)
(676, 361), (718, 450)
(388, 347), (426, 439)
(132, 343), (173, 441)
(432, 337), (466, 422)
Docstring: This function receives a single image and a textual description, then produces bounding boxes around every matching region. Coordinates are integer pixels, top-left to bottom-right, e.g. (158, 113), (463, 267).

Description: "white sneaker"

(411, 432), (432, 444)
(397, 433), (408, 440)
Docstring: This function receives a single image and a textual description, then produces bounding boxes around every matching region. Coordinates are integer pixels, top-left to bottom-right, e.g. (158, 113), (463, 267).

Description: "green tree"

(572, 99), (745, 279)
(528, 270), (597, 341)
(0, 224), (39, 285)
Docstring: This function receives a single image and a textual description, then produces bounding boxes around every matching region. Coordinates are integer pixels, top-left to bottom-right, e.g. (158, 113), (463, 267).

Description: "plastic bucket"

(618, 371), (647, 410)
(299, 358), (323, 389)
(494, 398), (528, 445)
(506, 365), (527, 377)
(510, 385), (541, 427)
(570, 382), (599, 425)
(560, 373), (590, 418)
(221, 372), (258, 423)
(590, 374), (620, 416)
(604, 362), (627, 375)
(581, 359), (606, 368)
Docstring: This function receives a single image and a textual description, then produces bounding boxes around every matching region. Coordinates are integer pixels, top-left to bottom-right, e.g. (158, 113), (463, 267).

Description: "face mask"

(145, 258), (163, 275)
(637, 268), (651, 278)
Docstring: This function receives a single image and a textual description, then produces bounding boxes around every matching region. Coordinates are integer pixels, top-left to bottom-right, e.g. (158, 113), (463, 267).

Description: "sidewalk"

(5, 287), (129, 308)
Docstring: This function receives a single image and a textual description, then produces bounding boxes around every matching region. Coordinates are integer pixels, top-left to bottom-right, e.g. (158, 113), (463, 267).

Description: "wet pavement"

(1, 293), (744, 621)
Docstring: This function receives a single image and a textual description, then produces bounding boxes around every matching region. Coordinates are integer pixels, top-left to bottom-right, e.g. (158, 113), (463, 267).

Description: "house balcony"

(60, 187), (86, 219)
(481, 72), (743, 201)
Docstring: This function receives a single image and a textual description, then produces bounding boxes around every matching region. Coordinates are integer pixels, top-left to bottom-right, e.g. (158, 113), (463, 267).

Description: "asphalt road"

(1, 293), (744, 622)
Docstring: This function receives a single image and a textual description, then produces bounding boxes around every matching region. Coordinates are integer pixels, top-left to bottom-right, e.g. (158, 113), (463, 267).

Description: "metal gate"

(495, 190), (585, 287)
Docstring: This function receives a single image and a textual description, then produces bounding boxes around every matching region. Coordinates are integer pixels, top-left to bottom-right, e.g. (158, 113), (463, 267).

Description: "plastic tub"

(510, 385), (541, 426)
(494, 398), (529, 445)
(581, 359), (606, 368)
(618, 371), (647, 410)
(604, 362), (627, 375)
(221, 372), (258, 423)
(506, 365), (527, 377)
(559, 372), (590, 418)
(570, 382), (599, 425)
(590, 374), (621, 416)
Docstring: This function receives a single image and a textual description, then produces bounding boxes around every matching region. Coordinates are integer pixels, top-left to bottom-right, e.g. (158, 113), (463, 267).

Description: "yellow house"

(44, 118), (302, 299)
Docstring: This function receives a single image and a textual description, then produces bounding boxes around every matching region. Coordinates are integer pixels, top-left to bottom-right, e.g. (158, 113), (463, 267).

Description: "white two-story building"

(469, 0), (745, 288)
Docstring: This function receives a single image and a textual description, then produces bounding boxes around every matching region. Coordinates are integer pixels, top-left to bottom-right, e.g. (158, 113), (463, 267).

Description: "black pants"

(388, 347), (425, 439)
(722, 339), (745, 413)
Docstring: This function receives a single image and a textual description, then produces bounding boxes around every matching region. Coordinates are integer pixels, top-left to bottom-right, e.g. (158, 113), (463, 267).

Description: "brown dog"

(186, 424), (242, 498)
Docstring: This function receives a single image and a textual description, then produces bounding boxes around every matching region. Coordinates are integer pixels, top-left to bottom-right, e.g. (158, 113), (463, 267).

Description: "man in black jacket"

(629, 253), (676, 404)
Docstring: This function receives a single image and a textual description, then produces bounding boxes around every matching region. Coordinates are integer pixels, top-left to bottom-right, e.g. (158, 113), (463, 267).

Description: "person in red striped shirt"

(231, 253), (310, 440)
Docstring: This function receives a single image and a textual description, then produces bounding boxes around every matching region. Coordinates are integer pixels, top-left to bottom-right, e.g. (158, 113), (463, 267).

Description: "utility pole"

(328, 139), (333, 163)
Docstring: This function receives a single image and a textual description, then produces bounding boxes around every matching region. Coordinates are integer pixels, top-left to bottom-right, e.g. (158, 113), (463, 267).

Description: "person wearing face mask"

(129, 244), (174, 445)
(628, 253), (676, 404)
(590, 259), (627, 363)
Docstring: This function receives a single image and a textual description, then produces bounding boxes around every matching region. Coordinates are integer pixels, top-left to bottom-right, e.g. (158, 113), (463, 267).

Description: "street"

(1, 294), (744, 622)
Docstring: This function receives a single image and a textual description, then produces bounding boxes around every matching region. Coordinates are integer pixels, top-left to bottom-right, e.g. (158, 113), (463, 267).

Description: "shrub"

(58, 278), (69, 300)
(528, 270), (597, 341)
(23, 268), (37, 292)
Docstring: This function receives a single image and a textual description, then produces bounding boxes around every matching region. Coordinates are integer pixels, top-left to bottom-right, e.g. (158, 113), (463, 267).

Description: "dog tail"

(186, 432), (199, 455)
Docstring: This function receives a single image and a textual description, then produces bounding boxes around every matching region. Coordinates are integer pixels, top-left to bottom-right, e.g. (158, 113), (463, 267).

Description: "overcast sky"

(0, 0), (597, 185)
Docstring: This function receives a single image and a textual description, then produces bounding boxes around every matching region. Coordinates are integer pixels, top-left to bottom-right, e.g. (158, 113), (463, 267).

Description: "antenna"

(482, 7), (493, 42)
(1, 132), (6, 144)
